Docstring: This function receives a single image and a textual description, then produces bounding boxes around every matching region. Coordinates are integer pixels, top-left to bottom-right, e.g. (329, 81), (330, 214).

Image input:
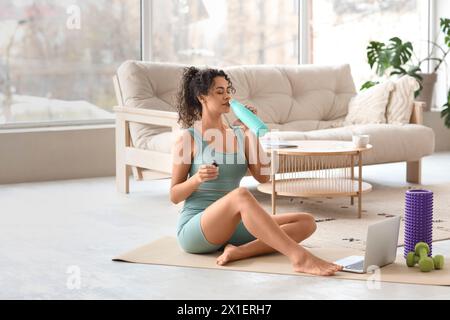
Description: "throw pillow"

(344, 81), (395, 125)
(386, 75), (420, 124)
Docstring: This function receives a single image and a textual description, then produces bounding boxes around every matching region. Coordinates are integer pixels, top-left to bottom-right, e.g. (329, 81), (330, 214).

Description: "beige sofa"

(114, 61), (434, 193)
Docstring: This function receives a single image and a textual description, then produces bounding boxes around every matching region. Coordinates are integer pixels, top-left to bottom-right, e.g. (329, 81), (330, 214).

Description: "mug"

(352, 134), (370, 148)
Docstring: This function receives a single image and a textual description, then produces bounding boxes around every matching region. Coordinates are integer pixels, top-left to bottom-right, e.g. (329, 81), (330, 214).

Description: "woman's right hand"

(194, 164), (219, 183)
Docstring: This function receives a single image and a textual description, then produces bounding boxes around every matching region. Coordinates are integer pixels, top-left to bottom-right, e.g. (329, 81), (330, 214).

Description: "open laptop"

(334, 215), (401, 273)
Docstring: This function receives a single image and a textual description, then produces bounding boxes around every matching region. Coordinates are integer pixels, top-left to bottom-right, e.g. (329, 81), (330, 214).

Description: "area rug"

(113, 236), (450, 286)
(251, 182), (450, 251)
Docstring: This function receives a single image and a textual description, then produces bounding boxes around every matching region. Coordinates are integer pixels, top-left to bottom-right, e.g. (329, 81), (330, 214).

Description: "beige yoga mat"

(113, 236), (450, 286)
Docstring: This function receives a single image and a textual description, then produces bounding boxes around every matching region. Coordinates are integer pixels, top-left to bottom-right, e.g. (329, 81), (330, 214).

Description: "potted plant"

(362, 18), (450, 112)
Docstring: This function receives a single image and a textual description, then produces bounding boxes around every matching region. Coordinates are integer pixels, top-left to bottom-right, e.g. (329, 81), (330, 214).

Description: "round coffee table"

(257, 140), (373, 218)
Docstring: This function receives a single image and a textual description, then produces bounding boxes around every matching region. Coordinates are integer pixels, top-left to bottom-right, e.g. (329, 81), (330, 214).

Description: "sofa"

(114, 61), (435, 193)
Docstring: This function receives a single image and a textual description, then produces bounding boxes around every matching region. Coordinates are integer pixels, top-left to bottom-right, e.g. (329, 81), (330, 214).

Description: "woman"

(170, 66), (342, 276)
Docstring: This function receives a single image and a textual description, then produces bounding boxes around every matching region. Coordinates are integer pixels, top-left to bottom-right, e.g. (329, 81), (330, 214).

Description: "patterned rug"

(250, 182), (450, 251)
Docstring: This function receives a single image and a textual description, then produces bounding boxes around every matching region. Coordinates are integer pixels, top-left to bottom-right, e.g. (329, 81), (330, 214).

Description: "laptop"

(334, 216), (401, 274)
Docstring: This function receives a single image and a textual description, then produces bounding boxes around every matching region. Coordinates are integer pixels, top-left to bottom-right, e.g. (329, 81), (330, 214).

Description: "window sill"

(0, 122), (114, 134)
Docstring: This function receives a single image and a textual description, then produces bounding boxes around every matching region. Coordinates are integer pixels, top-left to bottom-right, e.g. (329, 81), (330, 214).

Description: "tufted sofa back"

(116, 61), (356, 148)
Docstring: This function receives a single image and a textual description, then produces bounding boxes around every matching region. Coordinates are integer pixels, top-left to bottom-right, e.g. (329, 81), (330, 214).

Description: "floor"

(1, 152), (450, 299)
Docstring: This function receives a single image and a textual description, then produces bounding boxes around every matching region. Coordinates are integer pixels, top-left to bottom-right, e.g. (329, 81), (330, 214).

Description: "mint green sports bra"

(181, 126), (248, 212)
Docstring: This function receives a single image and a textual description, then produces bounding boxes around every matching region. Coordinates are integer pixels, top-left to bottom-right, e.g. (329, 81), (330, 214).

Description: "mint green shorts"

(177, 210), (256, 254)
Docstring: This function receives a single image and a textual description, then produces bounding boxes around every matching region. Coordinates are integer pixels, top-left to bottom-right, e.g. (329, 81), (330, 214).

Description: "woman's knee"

(233, 187), (254, 202)
(295, 213), (317, 236)
(303, 213), (317, 235)
(235, 187), (257, 210)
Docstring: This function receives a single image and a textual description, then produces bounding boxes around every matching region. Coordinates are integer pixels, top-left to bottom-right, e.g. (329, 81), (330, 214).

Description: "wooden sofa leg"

(406, 159), (422, 184)
(116, 162), (130, 194)
(116, 115), (130, 193)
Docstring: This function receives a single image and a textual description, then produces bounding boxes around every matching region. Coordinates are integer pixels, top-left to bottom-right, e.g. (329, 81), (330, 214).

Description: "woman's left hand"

(232, 105), (258, 131)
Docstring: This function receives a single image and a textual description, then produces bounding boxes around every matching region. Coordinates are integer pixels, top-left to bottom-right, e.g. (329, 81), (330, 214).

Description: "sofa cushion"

(142, 131), (177, 153)
(117, 61), (186, 148)
(262, 124), (434, 165)
(386, 75), (421, 124)
(344, 81), (395, 125)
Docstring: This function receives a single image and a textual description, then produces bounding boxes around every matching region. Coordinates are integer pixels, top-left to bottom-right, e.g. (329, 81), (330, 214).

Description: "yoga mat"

(113, 237), (450, 286)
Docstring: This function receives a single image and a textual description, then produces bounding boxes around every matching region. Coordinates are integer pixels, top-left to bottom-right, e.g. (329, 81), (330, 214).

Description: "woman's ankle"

(230, 244), (250, 260)
(289, 246), (308, 264)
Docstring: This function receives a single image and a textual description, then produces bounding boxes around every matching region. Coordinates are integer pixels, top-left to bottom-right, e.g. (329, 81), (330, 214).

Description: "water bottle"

(230, 99), (268, 137)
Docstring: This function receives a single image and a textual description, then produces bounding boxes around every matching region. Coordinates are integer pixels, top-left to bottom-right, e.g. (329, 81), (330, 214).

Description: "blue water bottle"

(230, 99), (268, 137)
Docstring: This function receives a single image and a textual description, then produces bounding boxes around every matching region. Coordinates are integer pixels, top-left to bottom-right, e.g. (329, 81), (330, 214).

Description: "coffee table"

(257, 140), (373, 218)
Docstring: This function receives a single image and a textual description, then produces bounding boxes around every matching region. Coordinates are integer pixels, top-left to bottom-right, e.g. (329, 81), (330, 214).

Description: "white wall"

(433, 0), (450, 110)
(424, 112), (450, 151)
(0, 125), (115, 184)
(425, 0), (450, 151)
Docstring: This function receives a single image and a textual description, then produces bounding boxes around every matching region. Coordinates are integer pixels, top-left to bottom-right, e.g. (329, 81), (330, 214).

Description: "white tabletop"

(260, 140), (373, 155)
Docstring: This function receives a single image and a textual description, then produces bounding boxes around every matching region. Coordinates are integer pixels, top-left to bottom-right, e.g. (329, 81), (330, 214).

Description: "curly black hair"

(175, 66), (235, 128)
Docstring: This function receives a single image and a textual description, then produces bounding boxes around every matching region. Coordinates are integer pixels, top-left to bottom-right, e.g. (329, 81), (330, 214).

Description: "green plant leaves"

(390, 66), (407, 76)
(441, 18), (450, 47)
(387, 37), (413, 68)
(360, 80), (379, 91)
(366, 38), (414, 77)
(365, 36), (422, 98)
(367, 41), (391, 76)
(441, 107), (450, 128)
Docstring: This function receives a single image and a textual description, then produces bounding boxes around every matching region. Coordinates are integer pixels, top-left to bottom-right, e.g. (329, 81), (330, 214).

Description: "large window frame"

(0, 0), (438, 130)
(1, 0), (438, 131)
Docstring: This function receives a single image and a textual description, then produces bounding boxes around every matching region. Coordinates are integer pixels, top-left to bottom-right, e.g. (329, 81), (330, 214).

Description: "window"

(149, 0), (299, 66)
(0, 0), (438, 130)
(310, 0), (429, 90)
(0, 0), (141, 128)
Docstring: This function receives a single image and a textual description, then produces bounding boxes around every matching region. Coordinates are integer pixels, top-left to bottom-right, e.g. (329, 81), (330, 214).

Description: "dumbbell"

(415, 242), (434, 272)
(406, 250), (445, 270)
(405, 243), (445, 271)
(433, 255), (445, 270)
(406, 251), (419, 267)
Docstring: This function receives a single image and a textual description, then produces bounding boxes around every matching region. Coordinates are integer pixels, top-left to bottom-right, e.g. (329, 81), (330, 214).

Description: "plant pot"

(415, 72), (438, 111)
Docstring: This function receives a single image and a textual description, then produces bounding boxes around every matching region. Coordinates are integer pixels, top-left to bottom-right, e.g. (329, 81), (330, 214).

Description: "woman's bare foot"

(292, 248), (343, 276)
(216, 244), (243, 266)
